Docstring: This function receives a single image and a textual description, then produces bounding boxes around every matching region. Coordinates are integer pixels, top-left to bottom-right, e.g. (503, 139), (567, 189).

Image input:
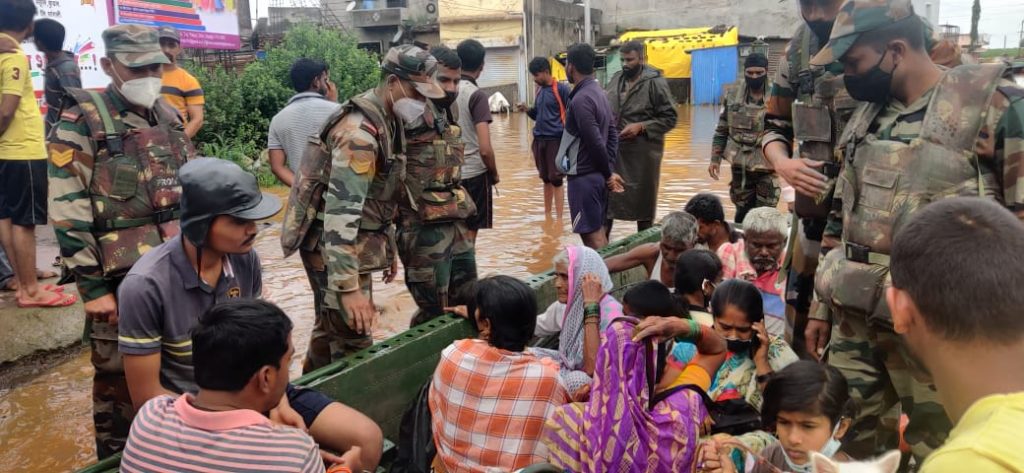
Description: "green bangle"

(584, 302), (600, 316)
(675, 319), (702, 343)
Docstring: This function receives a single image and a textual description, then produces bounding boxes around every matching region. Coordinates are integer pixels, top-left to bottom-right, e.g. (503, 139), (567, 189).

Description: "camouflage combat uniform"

(764, 3), (964, 340)
(46, 25), (187, 459)
(712, 79), (779, 224)
(810, 0), (1024, 462)
(282, 90), (400, 372)
(398, 100), (478, 326)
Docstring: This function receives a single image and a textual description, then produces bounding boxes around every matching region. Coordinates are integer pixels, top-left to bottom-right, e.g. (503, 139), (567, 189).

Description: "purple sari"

(543, 317), (708, 472)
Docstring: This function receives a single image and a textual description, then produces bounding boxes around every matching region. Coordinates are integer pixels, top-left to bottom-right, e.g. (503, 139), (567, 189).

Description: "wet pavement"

(0, 105), (730, 472)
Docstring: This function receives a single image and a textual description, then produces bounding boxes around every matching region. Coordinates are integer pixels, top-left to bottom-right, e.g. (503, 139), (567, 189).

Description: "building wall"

(524, 0), (602, 59)
(322, 0), (439, 45)
(590, 0), (801, 39)
(911, 0), (940, 27)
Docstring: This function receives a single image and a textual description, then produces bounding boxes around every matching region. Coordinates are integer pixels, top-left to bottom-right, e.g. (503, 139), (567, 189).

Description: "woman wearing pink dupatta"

(543, 315), (727, 473)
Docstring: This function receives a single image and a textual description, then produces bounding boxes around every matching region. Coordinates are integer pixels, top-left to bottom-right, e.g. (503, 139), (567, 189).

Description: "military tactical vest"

(400, 101), (477, 224)
(281, 91), (403, 267)
(839, 64), (1005, 256)
(65, 87), (192, 278)
(789, 25), (860, 219)
(819, 64), (1005, 324)
(724, 80), (771, 171)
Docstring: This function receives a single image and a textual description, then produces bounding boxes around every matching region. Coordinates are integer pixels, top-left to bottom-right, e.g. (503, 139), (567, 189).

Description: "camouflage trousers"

(88, 318), (133, 459)
(300, 249), (374, 373)
(729, 167), (780, 224)
(828, 308), (952, 465)
(397, 219), (477, 327)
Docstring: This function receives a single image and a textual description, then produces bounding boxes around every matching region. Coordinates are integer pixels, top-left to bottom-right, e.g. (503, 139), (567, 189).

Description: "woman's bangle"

(584, 302), (600, 317)
(674, 319), (702, 343)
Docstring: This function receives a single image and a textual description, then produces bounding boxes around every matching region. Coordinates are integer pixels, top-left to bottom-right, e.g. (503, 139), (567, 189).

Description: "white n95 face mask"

(113, 67), (163, 109)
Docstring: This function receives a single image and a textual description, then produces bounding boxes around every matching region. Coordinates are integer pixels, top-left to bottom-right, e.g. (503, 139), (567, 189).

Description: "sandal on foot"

(17, 291), (77, 308)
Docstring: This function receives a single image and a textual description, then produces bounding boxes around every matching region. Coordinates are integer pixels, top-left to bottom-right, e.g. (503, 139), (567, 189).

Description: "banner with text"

(22, 0), (112, 105)
(114, 0), (240, 50)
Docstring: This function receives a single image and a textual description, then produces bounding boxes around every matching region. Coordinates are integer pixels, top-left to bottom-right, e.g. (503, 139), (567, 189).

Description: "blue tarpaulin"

(690, 45), (738, 105)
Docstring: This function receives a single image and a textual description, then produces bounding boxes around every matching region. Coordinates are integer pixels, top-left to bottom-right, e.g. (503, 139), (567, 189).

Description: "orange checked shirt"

(429, 339), (569, 473)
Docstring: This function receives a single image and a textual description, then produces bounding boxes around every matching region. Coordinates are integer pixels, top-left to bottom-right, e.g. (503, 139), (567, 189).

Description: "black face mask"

(806, 20), (834, 42)
(843, 50), (894, 104)
(432, 91), (458, 108)
(745, 75), (766, 90)
(725, 337), (755, 354)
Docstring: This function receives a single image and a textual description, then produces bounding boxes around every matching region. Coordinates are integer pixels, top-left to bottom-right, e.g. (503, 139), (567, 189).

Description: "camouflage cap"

(157, 26), (180, 42)
(382, 44), (445, 99)
(810, 0), (915, 66)
(103, 25), (170, 67)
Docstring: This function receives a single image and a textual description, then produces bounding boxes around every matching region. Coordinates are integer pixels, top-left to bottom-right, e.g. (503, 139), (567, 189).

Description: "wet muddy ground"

(0, 106), (730, 472)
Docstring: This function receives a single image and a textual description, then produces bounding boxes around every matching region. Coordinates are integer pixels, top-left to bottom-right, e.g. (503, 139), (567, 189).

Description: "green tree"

(185, 24), (381, 185)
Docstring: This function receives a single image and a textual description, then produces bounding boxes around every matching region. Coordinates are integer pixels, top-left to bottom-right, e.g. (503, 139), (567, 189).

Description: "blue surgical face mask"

(781, 421), (843, 473)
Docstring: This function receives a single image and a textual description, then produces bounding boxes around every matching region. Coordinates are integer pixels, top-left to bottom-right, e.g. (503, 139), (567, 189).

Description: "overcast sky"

(940, 0), (1023, 48)
(251, 0), (1024, 47)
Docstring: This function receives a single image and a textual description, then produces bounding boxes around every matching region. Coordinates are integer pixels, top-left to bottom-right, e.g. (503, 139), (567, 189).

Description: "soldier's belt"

(845, 242), (890, 266)
(314, 212), (388, 232)
(94, 207), (180, 232)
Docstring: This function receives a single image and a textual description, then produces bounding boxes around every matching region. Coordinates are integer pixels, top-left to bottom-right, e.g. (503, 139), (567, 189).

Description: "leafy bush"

(186, 24), (381, 185)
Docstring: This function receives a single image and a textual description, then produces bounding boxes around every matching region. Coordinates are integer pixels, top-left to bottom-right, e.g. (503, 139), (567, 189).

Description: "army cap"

(103, 25), (170, 67)
(382, 44), (445, 99)
(179, 158), (282, 247)
(158, 26), (180, 43)
(810, 0), (915, 66)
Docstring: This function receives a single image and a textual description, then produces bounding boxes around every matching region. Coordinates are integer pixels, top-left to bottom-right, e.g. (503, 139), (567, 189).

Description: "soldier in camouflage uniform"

(281, 44), (447, 372)
(809, 0), (1024, 463)
(398, 45), (477, 326)
(46, 25), (193, 458)
(761, 0), (963, 362)
(709, 52), (778, 224)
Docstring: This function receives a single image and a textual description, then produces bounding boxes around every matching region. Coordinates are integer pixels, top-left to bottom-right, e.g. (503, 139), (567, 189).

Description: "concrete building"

(590, 0), (801, 39)
(321, 0), (442, 54)
(912, 0), (940, 27)
(439, 0), (600, 104)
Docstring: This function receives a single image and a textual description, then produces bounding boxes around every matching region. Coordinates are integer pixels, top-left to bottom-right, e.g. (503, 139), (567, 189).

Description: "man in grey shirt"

(268, 58), (341, 187)
(455, 40), (497, 242)
(118, 158), (384, 469)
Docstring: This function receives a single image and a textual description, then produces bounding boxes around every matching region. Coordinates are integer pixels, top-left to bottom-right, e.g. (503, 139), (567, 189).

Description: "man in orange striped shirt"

(158, 26), (204, 138)
(122, 300), (328, 473)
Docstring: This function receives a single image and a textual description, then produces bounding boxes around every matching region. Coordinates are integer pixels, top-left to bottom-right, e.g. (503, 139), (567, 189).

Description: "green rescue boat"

(76, 227), (663, 473)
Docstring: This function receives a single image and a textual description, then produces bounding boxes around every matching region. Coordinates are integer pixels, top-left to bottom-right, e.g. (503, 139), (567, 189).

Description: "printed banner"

(21, 0), (112, 106)
(113, 0), (240, 50)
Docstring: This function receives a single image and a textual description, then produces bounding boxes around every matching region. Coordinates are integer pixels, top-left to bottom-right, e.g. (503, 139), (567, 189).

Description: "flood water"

(0, 105), (731, 472)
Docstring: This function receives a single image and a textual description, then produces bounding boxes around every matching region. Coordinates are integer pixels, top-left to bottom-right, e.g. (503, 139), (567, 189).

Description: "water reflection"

(0, 106), (730, 472)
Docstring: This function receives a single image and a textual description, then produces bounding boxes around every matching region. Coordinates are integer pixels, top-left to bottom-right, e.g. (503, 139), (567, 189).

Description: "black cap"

(744, 53), (768, 69)
(179, 158), (282, 247)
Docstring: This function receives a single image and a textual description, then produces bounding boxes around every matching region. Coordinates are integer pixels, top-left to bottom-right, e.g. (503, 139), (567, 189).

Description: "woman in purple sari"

(543, 309), (728, 472)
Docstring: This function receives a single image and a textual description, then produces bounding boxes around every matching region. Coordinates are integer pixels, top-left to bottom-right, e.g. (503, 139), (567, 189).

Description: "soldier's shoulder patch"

(49, 146), (75, 168)
(60, 108), (82, 123)
(349, 148), (376, 175)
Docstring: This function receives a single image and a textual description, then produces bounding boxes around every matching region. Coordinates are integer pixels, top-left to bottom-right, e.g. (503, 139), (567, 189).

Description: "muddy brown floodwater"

(0, 105), (731, 472)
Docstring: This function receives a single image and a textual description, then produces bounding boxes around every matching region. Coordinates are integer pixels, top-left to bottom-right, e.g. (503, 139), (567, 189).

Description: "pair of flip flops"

(17, 289), (77, 308)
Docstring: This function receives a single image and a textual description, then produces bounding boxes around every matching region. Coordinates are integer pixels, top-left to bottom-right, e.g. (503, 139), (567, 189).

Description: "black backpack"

(388, 380), (436, 473)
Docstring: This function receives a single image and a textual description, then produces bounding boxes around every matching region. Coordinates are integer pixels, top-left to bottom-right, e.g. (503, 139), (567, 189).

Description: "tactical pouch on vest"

(792, 101), (835, 219)
(67, 88), (187, 278)
(417, 187), (477, 223)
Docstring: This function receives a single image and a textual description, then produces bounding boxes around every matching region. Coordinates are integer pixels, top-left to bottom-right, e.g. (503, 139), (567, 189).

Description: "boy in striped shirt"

(122, 300), (331, 473)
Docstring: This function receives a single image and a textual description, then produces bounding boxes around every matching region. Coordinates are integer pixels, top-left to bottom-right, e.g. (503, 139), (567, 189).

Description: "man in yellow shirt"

(158, 26), (204, 138)
(0, 0), (75, 308)
(888, 198), (1024, 472)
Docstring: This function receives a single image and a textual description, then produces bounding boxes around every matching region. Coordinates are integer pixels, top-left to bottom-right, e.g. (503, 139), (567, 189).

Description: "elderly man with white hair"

(604, 211), (699, 287)
(718, 207), (790, 339)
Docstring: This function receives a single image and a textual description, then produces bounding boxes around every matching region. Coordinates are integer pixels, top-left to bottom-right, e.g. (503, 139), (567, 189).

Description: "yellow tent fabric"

(550, 57), (567, 82)
(620, 27), (739, 79)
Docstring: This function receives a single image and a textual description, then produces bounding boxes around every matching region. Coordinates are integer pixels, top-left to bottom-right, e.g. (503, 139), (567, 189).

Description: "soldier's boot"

(828, 309), (902, 460)
(90, 321), (133, 459)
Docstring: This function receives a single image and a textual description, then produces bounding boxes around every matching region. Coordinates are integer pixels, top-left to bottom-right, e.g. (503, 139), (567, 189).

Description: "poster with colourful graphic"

(20, 0), (111, 108)
(113, 0), (240, 50)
